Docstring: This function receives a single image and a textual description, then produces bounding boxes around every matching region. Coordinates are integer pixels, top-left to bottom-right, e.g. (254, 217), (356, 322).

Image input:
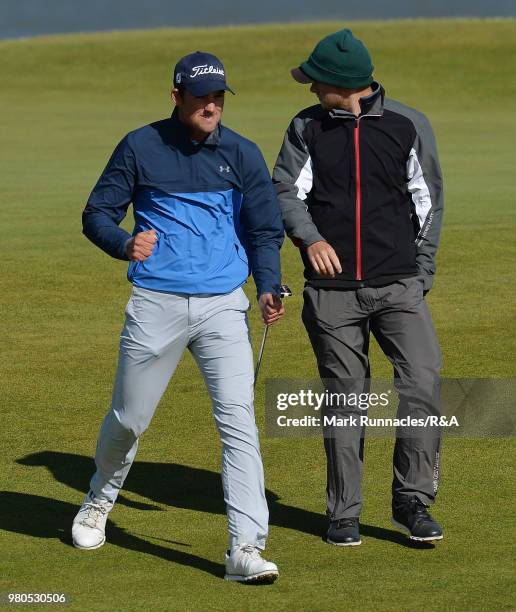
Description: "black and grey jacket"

(272, 83), (443, 291)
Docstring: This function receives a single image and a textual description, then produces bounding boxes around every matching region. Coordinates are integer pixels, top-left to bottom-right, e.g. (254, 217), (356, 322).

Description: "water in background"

(1, 0), (515, 39)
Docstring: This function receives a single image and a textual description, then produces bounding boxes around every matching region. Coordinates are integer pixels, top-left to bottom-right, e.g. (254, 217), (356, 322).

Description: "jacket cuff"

(116, 232), (132, 260)
(298, 230), (326, 249)
(420, 274), (434, 291)
(256, 283), (281, 299)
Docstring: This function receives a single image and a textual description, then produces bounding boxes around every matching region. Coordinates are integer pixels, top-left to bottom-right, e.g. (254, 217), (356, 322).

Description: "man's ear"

(171, 88), (182, 106)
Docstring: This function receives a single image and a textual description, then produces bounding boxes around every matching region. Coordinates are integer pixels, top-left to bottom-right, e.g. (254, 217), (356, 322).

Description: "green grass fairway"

(1, 18), (515, 611)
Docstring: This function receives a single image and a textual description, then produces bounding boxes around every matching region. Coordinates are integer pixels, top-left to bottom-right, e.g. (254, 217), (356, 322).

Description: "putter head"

(279, 284), (292, 298)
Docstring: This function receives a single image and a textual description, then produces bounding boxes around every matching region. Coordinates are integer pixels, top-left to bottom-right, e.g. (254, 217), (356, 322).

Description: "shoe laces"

(240, 544), (261, 560)
(80, 501), (109, 527)
(409, 498), (431, 519)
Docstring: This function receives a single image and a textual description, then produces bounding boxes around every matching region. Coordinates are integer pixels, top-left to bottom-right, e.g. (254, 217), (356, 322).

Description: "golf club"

(254, 284), (292, 388)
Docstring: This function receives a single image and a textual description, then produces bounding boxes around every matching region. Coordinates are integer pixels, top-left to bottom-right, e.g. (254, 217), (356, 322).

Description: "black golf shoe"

(327, 517), (361, 546)
(392, 496), (443, 542)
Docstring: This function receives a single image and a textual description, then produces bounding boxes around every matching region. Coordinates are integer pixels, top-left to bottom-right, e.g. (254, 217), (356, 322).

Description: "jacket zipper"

(354, 119), (362, 281)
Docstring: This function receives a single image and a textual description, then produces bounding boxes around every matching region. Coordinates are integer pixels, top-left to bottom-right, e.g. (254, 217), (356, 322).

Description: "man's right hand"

(306, 240), (342, 277)
(125, 230), (157, 261)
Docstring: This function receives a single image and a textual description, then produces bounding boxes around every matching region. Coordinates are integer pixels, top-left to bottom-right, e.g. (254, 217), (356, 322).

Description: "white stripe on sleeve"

(407, 147), (432, 236)
(295, 155), (313, 201)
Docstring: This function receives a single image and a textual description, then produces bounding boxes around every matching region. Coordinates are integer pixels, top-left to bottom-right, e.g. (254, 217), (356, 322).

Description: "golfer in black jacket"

(273, 29), (444, 546)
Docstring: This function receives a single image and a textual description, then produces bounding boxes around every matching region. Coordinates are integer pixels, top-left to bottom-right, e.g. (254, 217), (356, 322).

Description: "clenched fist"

(125, 230), (157, 261)
(258, 293), (285, 326)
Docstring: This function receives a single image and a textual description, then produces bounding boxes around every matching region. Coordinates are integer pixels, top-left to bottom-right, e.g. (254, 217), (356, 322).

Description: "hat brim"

(183, 80), (235, 96)
(291, 67), (313, 84)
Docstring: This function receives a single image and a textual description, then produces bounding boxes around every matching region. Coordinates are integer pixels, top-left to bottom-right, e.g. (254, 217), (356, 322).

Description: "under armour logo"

(219, 165), (230, 173)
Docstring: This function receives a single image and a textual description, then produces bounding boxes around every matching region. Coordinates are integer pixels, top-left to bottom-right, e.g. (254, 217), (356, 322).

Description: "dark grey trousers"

(302, 277), (442, 520)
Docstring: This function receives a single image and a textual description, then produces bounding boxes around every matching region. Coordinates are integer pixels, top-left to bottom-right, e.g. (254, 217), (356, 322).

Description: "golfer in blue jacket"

(72, 51), (284, 584)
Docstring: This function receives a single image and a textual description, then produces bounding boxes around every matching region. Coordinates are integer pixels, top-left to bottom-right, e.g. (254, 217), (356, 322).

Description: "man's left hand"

(258, 293), (285, 326)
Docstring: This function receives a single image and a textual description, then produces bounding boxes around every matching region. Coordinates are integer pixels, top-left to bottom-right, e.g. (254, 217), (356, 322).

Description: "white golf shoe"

(224, 544), (279, 583)
(72, 492), (113, 550)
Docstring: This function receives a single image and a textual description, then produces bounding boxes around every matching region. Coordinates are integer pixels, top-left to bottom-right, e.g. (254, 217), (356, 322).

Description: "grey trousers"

(302, 277), (442, 520)
(89, 285), (269, 550)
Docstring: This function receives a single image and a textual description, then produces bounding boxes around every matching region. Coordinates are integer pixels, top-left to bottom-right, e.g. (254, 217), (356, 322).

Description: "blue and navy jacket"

(82, 110), (284, 296)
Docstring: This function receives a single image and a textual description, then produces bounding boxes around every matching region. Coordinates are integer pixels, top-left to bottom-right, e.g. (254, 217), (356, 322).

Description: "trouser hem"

(229, 536), (267, 551)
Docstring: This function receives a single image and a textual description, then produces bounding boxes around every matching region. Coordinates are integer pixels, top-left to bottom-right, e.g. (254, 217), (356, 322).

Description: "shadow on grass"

(0, 491), (222, 578)
(14, 451), (427, 551)
(355, 524), (436, 549)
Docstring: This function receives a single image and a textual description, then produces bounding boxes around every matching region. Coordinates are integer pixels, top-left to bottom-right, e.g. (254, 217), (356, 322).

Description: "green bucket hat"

(291, 29), (374, 89)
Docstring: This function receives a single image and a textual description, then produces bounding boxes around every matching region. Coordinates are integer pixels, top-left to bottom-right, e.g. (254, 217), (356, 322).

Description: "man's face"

(172, 88), (225, 140)
(309, 81), (354, 112)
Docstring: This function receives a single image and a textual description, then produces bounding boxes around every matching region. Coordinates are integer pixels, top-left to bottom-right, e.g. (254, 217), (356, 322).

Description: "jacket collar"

(328, 81), (384, 120)
(170, 108), (222, 147)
